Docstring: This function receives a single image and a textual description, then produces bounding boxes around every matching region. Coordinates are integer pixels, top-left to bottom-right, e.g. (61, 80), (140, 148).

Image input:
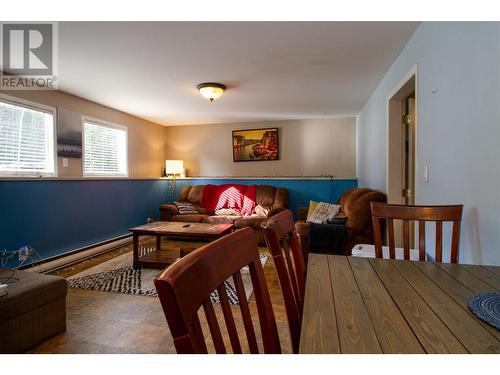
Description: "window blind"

(83, 120), (127, 176)
(0, 98), (55, 176)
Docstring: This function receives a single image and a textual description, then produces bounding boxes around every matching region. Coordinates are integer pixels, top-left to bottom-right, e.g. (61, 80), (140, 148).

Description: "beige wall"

(1, 90), (355, 179)
(165, 117), (356, 178)
(0, 90), (168, 178)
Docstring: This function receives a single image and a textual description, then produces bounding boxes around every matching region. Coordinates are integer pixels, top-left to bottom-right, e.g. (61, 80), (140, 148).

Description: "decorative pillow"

(307, 202), (341, 224)
(306, 200), (319, 222)
(174, 202), (199, 214)
(215, 208), (241, 216)
(254, 204), (271, 217)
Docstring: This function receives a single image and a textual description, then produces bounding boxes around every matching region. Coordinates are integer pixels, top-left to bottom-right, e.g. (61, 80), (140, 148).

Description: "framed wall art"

(232, 127), (279, 162)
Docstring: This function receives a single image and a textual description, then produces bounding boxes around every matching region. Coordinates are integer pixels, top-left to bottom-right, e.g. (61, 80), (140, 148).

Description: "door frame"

(385, 64), (418, 204)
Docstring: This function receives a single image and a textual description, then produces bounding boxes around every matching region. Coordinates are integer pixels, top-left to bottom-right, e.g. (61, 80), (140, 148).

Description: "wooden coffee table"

(129, 221), (234, 269)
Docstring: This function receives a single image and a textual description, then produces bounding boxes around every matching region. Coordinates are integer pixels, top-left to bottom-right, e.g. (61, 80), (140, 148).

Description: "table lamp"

(165, 160), (184, 203)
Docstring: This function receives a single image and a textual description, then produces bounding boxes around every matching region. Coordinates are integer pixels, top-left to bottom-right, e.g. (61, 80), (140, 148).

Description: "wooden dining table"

(299, 254), (500, 353)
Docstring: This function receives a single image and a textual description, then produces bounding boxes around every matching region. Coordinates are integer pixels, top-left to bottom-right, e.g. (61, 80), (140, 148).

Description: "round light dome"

(197, 82), (226, 102)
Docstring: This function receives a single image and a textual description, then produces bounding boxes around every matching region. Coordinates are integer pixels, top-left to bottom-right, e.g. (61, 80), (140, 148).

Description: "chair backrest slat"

(248, 259), (281, 353)
(403, 219), (410, 260)
(261, 210), (306, 353)
(202, 299), (226, 353)
(370, 202), (463, 263)
(436, 221), (443, 262)
(387, 218), (395, 259)
(232, 270), (259, 353)
(282, 239), (301, 309)
(418, 220), (426, 261)
(288, 233), (306, 301)
(192, 314), (209, 353)
(217, 283), (242, 353)
(373, 213), (383, 258)
(451, 220), (462, 264)
(154, 227), (281, 354)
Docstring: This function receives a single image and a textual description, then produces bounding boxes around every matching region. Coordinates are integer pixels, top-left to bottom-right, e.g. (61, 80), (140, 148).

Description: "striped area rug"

(67, 248), (267, 305)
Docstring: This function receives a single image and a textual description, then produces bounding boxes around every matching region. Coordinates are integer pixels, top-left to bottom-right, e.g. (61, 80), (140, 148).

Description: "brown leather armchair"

(295, 188), (387, 259)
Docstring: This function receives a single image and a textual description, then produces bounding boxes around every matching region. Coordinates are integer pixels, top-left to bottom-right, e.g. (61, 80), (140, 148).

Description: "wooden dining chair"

(370, 202), (463, 263)
(154, 227), (281, 354)
(261, 209), (306, 354)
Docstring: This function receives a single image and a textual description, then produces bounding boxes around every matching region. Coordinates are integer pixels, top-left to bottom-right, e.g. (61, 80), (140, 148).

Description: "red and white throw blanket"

(202, 184), (257, 216)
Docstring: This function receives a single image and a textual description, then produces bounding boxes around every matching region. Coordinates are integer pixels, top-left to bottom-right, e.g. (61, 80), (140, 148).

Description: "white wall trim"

(0, 176), (357, 181)
(355, 115), (360, 180)
(386, 64), (418, 102)
(385, 64), (418, 201)
(176, 176), (355, 181)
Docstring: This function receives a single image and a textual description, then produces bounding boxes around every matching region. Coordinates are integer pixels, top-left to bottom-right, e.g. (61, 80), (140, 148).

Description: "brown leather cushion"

(234, 216), (266, 230)
(295, 221), (311, 237)
(178, 185), (192, 201)
(0, 268), (67, 322)
(160, 204), (178, 214)
(340, 188), (386, 233)
(297, 207), (309, 221)
(255, 185), (276, 207)
(272, 187), (289, 209)
(170, 214), (208, 223)
(340, 188), (376, 213)
(187, 185), (205, 204)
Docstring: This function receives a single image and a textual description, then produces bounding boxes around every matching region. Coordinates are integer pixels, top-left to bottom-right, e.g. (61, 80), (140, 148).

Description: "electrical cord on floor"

(0, 245), (44, 284)
(0, 268), (19, 284)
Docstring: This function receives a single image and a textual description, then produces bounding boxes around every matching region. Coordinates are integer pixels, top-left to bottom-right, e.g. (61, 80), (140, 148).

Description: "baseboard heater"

(25, 234), (133, 274)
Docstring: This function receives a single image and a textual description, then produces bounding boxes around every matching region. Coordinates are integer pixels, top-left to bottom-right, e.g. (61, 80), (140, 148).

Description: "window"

(0, 95), (56, 177)
(83, 119), (128, 177)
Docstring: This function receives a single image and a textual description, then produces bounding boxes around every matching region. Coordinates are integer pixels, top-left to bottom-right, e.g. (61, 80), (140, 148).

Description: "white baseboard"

(28, 235), (132, 274)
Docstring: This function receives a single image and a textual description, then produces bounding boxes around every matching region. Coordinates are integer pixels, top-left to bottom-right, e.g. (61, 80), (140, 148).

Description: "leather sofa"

(159, 184), (289, 243)
(295, 187), (387, 258)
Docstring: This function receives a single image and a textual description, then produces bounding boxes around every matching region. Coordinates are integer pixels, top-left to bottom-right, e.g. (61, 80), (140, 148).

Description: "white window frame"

(82, 116), (129, 178)
(0, 93), (58, 178)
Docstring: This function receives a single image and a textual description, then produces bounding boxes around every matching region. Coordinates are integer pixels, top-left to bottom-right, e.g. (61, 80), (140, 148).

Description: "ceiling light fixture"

(197, 82), (226, 102)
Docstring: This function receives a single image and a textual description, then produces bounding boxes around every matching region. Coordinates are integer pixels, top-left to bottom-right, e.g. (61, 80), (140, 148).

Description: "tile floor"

(29, 238), (292, 353)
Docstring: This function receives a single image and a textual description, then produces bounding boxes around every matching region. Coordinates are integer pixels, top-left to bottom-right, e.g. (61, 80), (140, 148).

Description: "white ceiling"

(58, 22), (419, 126)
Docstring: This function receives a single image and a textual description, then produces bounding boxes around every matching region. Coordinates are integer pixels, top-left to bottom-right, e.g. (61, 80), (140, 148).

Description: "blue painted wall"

(0, 177), (357, 267)
(175, 178), (358, 217)
(0, 179), (167, 267)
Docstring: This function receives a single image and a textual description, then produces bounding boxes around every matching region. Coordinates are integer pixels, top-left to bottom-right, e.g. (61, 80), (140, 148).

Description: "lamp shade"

(165, 160), (184, 175)
(197, 82), (226, 102)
